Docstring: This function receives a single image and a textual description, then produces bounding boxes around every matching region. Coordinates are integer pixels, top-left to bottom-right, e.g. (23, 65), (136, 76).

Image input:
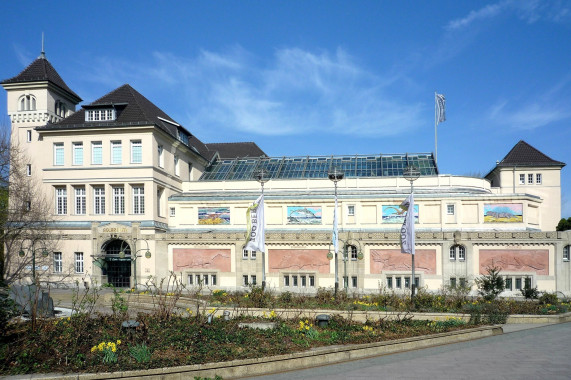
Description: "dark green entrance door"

(106, 258), (131, 288)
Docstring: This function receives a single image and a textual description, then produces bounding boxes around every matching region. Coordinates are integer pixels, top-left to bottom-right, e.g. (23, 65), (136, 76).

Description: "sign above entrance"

(98, 223), (132, 235)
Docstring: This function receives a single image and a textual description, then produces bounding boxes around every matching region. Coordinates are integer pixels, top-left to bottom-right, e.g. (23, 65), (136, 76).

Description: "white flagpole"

(434, 91), (438, 166)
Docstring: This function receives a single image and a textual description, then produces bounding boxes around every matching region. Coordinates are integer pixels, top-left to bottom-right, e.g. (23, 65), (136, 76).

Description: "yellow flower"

(117, 340), (121, 345)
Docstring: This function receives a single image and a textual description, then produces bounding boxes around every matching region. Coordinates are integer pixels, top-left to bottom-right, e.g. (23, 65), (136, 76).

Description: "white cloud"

(489, 99), (570, 130)
(80, 47), (425, 138)
(446, 2), (506, 31)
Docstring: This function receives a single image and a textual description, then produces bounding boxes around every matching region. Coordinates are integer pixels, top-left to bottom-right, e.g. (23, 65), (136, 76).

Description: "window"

(86, 109), (115, 121)
(72, 143), (83, 165)
(387, 276), (393, 289)
(19, 95), (36, 111)
(111, 141), (122, 164)
(112, 186), (125, 214)
(564, 245), (570, 261)
(292, 275), (298, 287)
(26, 130), (32, 142)
(450, 245), (466, 261)
(53, 252), (62, 273)
(528, 174), (533, 184)
(505, 277), (512, 290)
(459, 278), (466, 287)
(174, 155), (180, 176)
(447, 204), (455, 215)
(188, 275), (193, 285)
(131, 140), (142, 164)
(284, 275), (290, 287)
(243, 275), (249, 286)
(519, 174), (525, 184)
(54, 143), (64, 166)
(203, 274), (209, 286)
(92, 142), (102, 165)
(211, 274), (217, 286)
(132, 186), (145, 214)
(93, 186), (105, 214)
(414, 276), (419, 288)
(515, 277), (522, 290)
(158, 145), (164, 168)
(251, 275), (257, 285)
(55, 100), (67, 117)
(450, 277), (457, 288)
(536, 173), (542, 184)
(525, 277), (532, 289)
(26, 164), (31, 176)
(396, 277), (402, 288)
(74, 252), (84, 273)
(309, 275), (315, 287)
(242, 248), (249, 259)
(405, 277), (410, 288)
(74, 186), (86, 215)
(348, 205), (355, 216)
(55, 187), (67, 215)
(301, 275), (307, 287)
(351, 276), (358, 288)
(458, 245), (466, 261)
(347, 245), (358, 261)
(170, 207), (176, 217)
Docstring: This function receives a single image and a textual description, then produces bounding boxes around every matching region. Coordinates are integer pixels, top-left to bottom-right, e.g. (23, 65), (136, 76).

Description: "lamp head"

(403, 165), (420, 182)
(328, 167), (344, 182)
(253, 168), (270, 184)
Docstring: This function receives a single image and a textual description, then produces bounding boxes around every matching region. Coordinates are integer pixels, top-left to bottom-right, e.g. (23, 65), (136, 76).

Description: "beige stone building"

(3, 53), (570, 295)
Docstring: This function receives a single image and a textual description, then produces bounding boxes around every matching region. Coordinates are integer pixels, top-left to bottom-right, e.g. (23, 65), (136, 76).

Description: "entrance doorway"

(103, 239), (132, 288)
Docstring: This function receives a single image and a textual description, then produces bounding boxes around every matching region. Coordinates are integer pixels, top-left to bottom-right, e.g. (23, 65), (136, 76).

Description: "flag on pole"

(245, 194), (265, 252)
(332, 196), (339, 254)
(400, 194), (415, 254)
(436, 93), (446, 124)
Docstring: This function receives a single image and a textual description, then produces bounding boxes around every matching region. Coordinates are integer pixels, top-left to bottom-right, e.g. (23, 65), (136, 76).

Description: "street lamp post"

(253, 168), (270, 290)
(328, 167), (344, 297)
(403, 165), (420, 301)
(19, 245), (49, 281)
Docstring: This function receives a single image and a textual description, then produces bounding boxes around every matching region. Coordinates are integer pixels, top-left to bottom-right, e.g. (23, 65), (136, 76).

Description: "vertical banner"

(245, 194), (265, 252)
(400, 194), (415, 254)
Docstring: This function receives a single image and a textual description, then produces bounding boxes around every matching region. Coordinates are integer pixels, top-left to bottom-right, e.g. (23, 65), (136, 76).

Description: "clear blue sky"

(1, 1), (570, 219)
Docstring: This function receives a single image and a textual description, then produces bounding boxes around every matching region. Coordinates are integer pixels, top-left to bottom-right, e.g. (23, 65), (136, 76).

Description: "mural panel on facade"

(484, 204), (523, 223)
(287, 206), (322, 225)
(479, 249), (548, 275)
(370, 249), (436, 274)
(198, 207), (230, 225)
(269, 249), (330, 273)
(173, 249), (231, 272)
(382, 205), (419, 224)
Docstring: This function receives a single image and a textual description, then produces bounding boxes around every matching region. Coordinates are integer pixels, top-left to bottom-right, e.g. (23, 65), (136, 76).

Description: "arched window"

(19, 95), (37, 111)
(347, 244), (358, 261)
(55, 101), (67, 117)
(449, 245), (466, 261)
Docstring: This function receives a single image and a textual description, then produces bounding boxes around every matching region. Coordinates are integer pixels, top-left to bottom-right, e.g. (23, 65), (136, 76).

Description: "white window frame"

(74, 186), (86, 215)
(72, 142), (84, 165)
(347, 245), (358, 261)
(170, 207), (176, 217)
(519, 174), (525, 184)
(458, 245), (466, 261)
(564, 245), (570, 262)
(74, 252), (84, 273)
(347, 205), (355, 216)
(111, 141), (122, 165)
(158, 145), (164, 168)
(26, 130), (32, 142)
(284, 275), (290, 287)
(86, 109), (115, 121)
(112, 186), (125, 214)
(449, 245), (456, 260)
(93, 186), (105, 215)
(131, 140), (142, 164)
(132, 185), (145, 214)
(536, 173), (542, 184)
(251, 275), (257, 286)
(447, 204), (455, 215)
(55, 187), (67, 215)
(91, 141), (103, 165)
(53, 252), (62, 273)
(242, 248), (249, 259)
(243, 275), (249, 286)
(54, 143), (64, 166)
(26, 164), (31, 176)
(528, 173), (533, 184)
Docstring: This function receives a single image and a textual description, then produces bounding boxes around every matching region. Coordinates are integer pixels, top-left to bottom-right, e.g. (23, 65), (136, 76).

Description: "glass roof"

(199, 153), (438, 181)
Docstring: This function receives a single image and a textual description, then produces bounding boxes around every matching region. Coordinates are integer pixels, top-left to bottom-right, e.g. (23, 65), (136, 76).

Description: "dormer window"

(86, 109), (115, 122)
(55, 101), (67, 118)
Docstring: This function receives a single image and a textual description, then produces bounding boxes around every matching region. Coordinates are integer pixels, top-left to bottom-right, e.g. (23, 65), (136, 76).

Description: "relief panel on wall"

(479, 249), (548, 275)
(269, 249), (330, 273)
(370, 249), (436, 274)
(173, 249), (231, 272)
(483, 204), (523, 223)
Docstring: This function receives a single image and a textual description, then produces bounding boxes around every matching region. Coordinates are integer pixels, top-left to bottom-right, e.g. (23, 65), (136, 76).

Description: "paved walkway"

(247, 322), (571, 380)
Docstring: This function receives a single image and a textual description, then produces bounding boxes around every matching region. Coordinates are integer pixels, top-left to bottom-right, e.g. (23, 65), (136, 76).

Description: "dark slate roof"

(1, 56), (82, 102)
(37, 84), (211, 161)
(205, 142), (267, 159)
(496, 140), (565, 168)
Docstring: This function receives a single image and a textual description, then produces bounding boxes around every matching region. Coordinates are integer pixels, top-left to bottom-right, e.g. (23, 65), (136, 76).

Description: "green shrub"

(475, 266), (505, 301)
(538, 292), (558, 305)
(129, 343), (152, 363)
